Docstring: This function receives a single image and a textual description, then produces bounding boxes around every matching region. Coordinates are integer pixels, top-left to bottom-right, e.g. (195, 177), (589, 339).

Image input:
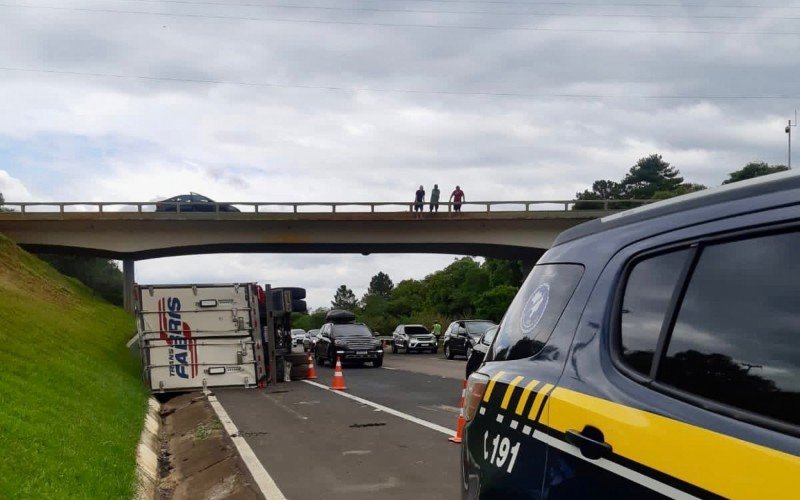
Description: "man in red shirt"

(450, 186), (465, 212)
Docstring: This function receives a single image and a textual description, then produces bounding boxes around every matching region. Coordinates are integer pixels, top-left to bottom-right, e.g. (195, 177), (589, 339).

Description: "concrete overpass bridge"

(0, 199), (641, 310)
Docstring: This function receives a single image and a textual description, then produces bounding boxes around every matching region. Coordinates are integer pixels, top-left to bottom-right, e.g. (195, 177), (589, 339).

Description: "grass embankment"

(0, 234), (149, 498)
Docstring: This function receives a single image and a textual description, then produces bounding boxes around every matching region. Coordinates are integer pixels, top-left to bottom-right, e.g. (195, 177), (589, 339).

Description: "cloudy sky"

(0, 0), (798, 307)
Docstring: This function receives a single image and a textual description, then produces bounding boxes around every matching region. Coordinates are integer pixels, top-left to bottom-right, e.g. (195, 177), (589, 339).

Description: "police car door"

(463, 263), (585, 498)
(542, 211), (800, 499)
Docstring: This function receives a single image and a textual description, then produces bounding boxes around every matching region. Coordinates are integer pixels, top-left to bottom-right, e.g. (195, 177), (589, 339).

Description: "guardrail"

(0, 199), (654, 214)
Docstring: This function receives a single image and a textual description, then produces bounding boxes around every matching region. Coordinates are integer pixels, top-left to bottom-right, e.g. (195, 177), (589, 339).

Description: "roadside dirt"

(157, 393), (263, 500)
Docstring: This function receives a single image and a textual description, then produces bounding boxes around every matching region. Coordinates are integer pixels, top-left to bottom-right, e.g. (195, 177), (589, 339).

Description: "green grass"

(0, 235), (149, 499)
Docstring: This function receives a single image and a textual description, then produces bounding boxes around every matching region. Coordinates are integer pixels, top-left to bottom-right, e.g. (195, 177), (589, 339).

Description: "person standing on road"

(450, 185), (465, 213)
(431, 320), (442, 347)
(414, 185), (425, 218)
(429, 184), (441, 213)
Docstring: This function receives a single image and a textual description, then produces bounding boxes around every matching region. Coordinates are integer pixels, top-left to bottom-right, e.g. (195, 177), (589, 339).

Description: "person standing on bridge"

(414, 185), (425, 218)
(429, 184), (440, 213)
(450, 185), (465, 213)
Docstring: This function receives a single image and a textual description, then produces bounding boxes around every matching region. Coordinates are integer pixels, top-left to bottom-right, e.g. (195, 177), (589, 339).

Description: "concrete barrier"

(134, 398), (161, 500)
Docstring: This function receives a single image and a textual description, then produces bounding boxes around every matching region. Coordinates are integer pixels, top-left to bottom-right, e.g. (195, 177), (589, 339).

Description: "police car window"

(659, 231), (800, 427)
(620, 249), (690, 376)
(492, 264), (583, 362)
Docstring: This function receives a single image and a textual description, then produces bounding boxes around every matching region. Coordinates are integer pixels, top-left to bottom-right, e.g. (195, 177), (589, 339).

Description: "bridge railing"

(0, 199), (654, 214)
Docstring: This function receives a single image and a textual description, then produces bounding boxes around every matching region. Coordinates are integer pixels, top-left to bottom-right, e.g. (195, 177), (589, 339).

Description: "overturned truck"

(135, 283), (267, 392)
(135, 282), (308, 392)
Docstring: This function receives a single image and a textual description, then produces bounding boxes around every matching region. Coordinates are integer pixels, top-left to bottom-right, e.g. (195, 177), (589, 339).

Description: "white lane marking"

(510, 420), (519, 430)
(496, 414), (504, 424)
(532, 431), (698, 500)
(302, 380), (453, 435)
(342, 450), (373, 456)
(522, 425), (532, 436)
(383, 367), (399, 371)
(208, 395), (288, 500)
(479, 407), (486, 415)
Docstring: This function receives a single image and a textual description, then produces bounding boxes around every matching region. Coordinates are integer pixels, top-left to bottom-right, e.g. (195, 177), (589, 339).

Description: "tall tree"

(621, 154), (684, 199)
(426, 257), (488, 318)
(386, 279), (427, 318)
(722, 162), (789, 185)
(331, 285), (357, 310)
(366, 271), (394, 299)
(483, 258), (524, 288)
(475, 285), (519, 323)
(0, 192), (10, 212)
(574, 180), (631, 209)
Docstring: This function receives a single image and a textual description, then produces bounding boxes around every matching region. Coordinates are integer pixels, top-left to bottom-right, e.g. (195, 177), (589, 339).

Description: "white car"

(391, 324), (437, 354)
(290, 328), (311, 352)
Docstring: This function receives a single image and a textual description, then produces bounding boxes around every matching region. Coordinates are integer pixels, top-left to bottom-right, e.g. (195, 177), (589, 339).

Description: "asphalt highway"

(215, 352), (467, 500)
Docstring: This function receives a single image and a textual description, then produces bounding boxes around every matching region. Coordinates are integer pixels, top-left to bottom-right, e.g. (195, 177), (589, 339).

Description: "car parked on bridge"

(461, 171), (800, 498)
(442, 319), (496, 360)
(155, 192), (240, 212)
(391, 324), (438, 354)
(314, 310), (383, 367)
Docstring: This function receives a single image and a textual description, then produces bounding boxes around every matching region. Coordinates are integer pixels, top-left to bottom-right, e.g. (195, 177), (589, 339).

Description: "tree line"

(292, 258), (524, 335)
(574, 155), (787, 209)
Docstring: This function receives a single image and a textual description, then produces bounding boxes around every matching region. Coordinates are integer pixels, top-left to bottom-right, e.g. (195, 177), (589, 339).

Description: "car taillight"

(464, 372), (490, 422)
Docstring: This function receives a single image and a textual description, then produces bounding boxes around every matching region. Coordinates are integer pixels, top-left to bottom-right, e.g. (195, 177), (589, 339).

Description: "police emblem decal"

(520, 283), (549, 334)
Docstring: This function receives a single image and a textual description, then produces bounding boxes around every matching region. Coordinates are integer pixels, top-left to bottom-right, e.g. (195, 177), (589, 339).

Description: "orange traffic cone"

(449, 379), (467, 443)
(306, 352), (317, 380)
(330, 356), (348, 390)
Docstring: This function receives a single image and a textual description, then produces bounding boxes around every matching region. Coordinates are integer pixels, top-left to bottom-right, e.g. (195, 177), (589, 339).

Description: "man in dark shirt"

(414, 185), (425, 217)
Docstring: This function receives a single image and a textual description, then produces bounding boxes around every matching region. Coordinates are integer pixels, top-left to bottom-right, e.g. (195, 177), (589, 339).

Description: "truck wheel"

(287, 352), (308, 367)
(373, 357), (383, 368)
(445, 343), (454, 360)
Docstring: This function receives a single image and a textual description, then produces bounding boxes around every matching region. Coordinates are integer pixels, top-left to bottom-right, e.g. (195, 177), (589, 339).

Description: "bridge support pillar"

(123, 259), (135, 314)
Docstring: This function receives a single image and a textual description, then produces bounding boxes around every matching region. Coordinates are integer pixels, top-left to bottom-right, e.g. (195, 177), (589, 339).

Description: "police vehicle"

(462, 171), (800, 499)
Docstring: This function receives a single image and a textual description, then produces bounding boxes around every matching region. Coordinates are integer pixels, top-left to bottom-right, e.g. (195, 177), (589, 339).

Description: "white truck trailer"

(135, 283), (267, 392)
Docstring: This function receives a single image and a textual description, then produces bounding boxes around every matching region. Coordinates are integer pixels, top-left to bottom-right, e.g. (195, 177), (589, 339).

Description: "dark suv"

(461, 172), (800, 499)
(314, 322), (383, 368)
(443, 320), (497, 360)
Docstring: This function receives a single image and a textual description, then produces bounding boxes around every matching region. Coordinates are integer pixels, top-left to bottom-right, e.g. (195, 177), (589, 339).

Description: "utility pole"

(786, 110), (797, 169)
